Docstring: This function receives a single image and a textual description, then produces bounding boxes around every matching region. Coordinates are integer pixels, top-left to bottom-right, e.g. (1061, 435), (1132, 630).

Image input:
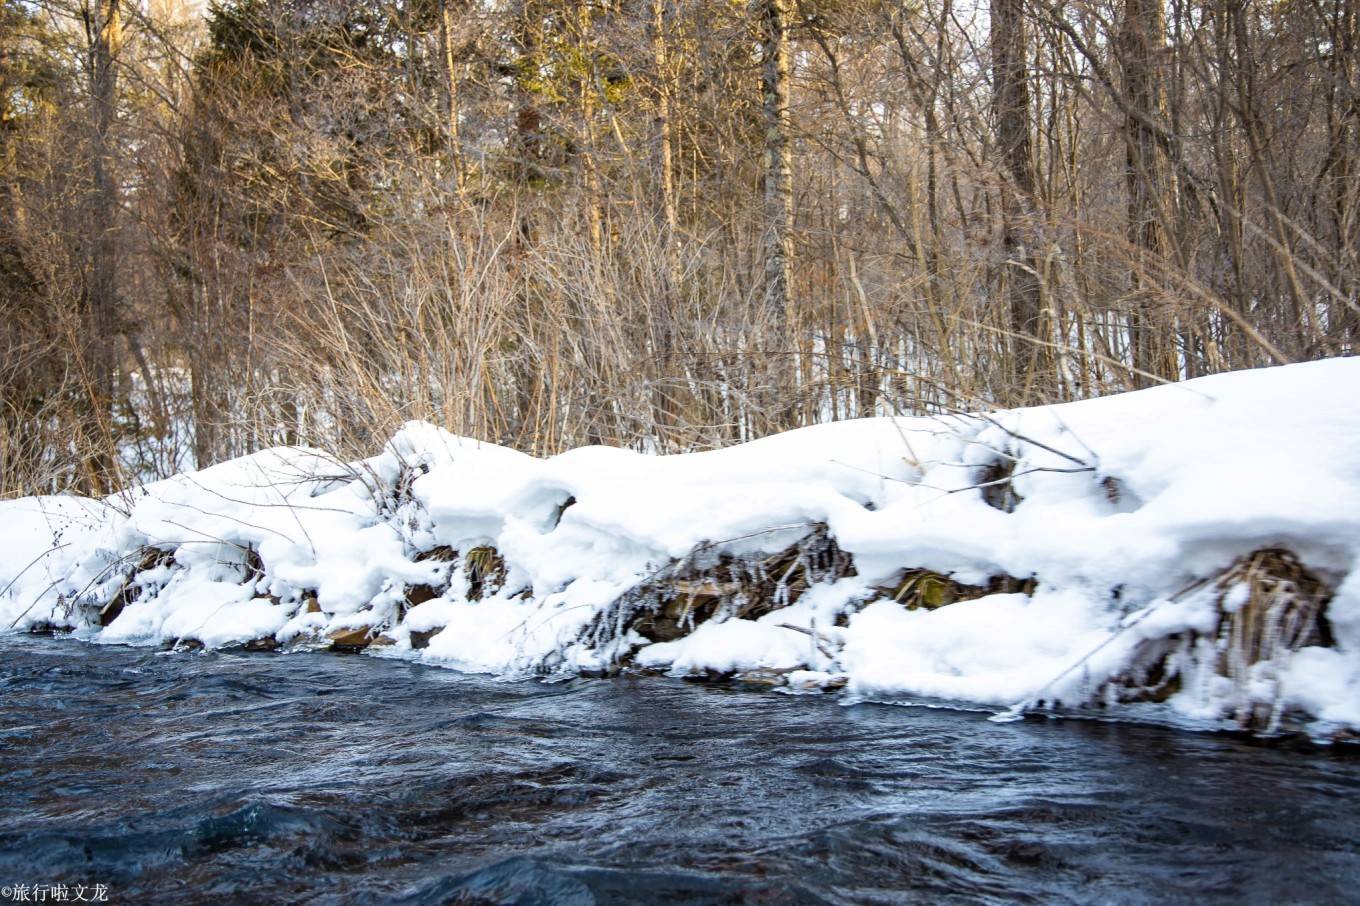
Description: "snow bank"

(3, 359), (1359, 739)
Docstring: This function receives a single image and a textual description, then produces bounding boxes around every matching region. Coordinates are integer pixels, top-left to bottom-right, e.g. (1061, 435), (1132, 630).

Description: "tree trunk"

(758, 0), (795, 430)
(577, 0), (604, 259)
(990, 0), (1047, 405)
(650, 0), (684, 446)
(437, 0), (467, 199)
(1119, 0), (1179, 385)
(652, 0), (678, 251)
(84, 0), (123, 493)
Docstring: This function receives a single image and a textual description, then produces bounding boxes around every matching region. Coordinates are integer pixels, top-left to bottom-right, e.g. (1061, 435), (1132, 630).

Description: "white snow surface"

(3, 359), (1359, 735)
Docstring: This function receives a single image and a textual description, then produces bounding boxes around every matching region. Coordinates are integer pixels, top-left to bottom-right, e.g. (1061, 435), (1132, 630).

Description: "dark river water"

(2, 634), (1358, 905)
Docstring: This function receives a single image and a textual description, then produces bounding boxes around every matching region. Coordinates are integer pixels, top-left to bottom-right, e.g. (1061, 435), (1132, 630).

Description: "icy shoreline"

(4, 359), (1359, 739)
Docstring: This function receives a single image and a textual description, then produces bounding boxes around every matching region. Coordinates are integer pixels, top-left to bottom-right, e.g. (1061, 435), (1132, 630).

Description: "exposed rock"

(242, 636), (279, 652)
(327, 627), (373, 653)
(98, 546), (174, 627)
(681, 668), (734, 684)
(98, 598), (126, 628)
(368, 634), (397, 648)
(783, 672), (848, 693)
(734, 668), (794, 691)
(409, 627), (443, 650)
(551, 495), (577, 528)
(400, 547), (458, 608)
(978, 456), (1022, 513)
(405, 584), (441, 607)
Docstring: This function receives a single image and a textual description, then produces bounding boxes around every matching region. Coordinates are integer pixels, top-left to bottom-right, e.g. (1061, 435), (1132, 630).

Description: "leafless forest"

(1, 0), (1356, 495)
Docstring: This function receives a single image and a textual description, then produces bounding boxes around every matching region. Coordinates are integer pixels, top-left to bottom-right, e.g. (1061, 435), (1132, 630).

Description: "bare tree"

(1118, 0), (1179, 385)
(2, 0), (1357, 496)
(990, 0), (1047, 403)
(80, 0), (124, 491)
(758, 0), (795, 428)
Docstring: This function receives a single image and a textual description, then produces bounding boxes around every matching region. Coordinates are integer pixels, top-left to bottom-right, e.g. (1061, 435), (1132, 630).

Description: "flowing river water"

(1, 633), (1358, 904)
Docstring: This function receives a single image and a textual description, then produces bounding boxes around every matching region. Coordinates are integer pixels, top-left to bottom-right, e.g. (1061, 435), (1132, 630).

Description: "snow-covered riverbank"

(4, 359), (1359, 739)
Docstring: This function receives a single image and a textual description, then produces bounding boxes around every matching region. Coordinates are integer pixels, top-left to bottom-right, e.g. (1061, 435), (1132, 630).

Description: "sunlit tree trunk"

(652, 0), (677, 252)
(758, 0), (795, 429)
(578, 0), (604, 260)
(83, 0), (123, 492)
(437, 0), (467, 199)
(649, 0), (684, 446)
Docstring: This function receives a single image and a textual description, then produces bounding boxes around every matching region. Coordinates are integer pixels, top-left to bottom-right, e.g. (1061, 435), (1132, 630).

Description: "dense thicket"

(2, 0), (1356, 494)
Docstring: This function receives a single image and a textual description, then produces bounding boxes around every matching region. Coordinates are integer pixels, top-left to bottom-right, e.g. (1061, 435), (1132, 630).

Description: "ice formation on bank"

(3, 359), (1359, 739)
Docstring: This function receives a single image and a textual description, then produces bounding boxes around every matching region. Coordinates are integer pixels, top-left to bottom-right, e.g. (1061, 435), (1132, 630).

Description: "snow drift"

(4, 359), (1359, 740)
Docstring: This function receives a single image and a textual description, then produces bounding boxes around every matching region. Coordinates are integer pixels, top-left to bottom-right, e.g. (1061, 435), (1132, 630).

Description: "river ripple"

(1, 634), (1357, 904)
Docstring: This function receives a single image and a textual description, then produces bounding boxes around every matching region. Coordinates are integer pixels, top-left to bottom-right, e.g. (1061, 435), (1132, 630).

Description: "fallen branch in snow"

(0, 543), (69, 605)
(972, 412), (1091, 468)
(989, 574), (1216, 725)
(774, 622), (837, 660)
(993, 549), (1336, 734)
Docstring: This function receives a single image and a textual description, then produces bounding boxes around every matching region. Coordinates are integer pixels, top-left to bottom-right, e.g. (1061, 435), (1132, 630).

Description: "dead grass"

(874, 568), (1036, 613)
(1105, 547), (1333, 733)
(578, 523), (855, 670)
